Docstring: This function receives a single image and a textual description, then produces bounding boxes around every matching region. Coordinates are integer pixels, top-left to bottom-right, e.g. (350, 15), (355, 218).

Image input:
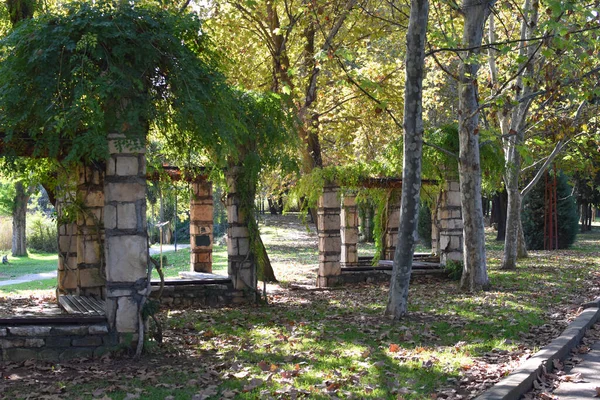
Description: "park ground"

(0, 214), (599, 399)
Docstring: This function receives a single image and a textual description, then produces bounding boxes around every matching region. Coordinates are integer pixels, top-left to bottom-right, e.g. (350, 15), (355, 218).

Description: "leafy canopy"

(0, 1), (235, 163)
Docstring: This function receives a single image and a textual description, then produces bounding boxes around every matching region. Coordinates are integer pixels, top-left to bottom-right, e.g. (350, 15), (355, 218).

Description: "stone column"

(226, 167), (256, 292)
(317, 186), (341, 287)
(190, 181), (213, 273)
(104, 134), (148, 336)
(340, 194), (359, 268)
(384, 190), (401, 260)
(56, 193), (78, 295)
(434, 180), (463, 266)
(76, 164), (106, 298)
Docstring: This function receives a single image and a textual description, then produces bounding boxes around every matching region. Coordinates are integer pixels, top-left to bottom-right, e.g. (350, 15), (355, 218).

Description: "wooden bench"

(58, 295), (106, 316)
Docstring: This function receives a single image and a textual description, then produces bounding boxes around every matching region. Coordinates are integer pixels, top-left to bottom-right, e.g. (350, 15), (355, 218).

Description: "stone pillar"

(384, 190), (401, 260)
(104, 134), (148, 336)
(190, 181), (213, 273)
(317, 186), (341, 287)
(56, 193), (78, 295)
(226, 167), (256, 292)
(434, 180), (463, 266)
(340, 194), (359, 268)
(76, 164), (106, 298)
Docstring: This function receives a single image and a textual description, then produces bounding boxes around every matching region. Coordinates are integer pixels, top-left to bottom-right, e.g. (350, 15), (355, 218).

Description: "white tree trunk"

(457, 0), (495, 291)
(502, 0), (538, 269)
(385, 0), (429, 319)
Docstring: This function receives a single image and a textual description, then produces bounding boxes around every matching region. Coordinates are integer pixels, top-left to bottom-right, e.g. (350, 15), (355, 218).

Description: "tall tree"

(4, 0), (35, 257)
(385, 0), (429, 319)
(457, 0), (495, 291)
(491, 0), (600, 269)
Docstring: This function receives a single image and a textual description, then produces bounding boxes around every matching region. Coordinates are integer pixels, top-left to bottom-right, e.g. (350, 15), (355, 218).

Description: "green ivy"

(0, 1), (234, 164)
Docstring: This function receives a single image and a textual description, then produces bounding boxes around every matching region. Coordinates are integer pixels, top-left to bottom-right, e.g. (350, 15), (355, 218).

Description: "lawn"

(0, 251), (57, 281)
(1, 216), (599, 399)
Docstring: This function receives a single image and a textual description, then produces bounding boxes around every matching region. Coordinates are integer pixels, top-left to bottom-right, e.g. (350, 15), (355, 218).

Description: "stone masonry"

(104, 134), (148, 336)
(56, 190), (78, 296)
(190, 181), (213, 273)
(0, 323), (113, 362)
(340, 193), (359, 268)
(383, 190), (401, 260)
(75, 164), (106, 298)
(316, 186), (342, 287)
(432, 180), (463, 266)
(226, 167), (256, 293)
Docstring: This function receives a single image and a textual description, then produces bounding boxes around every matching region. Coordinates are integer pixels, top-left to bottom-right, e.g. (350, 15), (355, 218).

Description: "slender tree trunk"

(492, 190), (507, 241)
(457, 0), (494, 291)
(385, 0), (429, 320)
(12, 181), (28, 257)
(502, 0), (539, 269)
(517, 220), (528, 257)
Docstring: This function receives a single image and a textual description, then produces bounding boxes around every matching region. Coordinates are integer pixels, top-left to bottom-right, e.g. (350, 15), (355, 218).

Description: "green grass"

(2, 220), (600, 399)
(150, 245), (228, 279)
(0, 251), (58, 281)
(0, 278), (56, 295)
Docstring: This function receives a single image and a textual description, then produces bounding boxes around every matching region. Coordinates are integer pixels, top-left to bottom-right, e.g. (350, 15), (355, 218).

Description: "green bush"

(444, 260), (463, 281)
(417, 201), (432, 248)
(27, 212), (58, 252)
(522, 171), (579, 250)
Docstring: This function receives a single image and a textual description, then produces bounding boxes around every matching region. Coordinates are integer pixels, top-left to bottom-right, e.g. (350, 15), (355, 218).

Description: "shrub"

(444, 260), (463, 281)
(522, 171), (579, 250)
(0, 217), (12, 251)
(27, 212), (58, 252)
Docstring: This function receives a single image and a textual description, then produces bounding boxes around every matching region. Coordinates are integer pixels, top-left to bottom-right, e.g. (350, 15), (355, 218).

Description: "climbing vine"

(0, 1), (235, 164)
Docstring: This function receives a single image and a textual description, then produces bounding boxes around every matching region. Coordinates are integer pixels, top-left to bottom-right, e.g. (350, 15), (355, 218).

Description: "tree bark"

(492, 190), (507, 241)
(385, 0), (429, 320)
(501, 0), (539, 269)
(457, 0), (494, 291)
(12, 181), (28, 257)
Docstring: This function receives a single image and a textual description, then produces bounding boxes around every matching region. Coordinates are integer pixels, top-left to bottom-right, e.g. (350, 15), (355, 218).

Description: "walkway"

(0, 271), (57, 287)
(149, 243), (190, 255)
(553, 340), (600, 399)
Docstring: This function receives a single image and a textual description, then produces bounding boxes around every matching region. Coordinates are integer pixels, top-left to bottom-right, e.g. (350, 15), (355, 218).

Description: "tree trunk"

(517, 220), (528, 258)
(385, 0), (428, 320)
(12, 181), (28, 257)
(492, 190), (507, 241)
(501, 0), (538, 269)
(457, 0), (494, 292)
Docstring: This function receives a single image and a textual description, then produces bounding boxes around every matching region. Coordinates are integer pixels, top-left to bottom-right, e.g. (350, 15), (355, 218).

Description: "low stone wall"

(0, 322), (114, 362)
(150, 283), (253, 307)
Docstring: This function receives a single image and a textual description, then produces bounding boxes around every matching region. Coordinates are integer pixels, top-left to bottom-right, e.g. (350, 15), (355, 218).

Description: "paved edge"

(476, 306), (600, 400)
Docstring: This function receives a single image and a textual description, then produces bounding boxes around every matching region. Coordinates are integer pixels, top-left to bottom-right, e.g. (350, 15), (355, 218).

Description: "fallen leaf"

(243, 378), (264, 392)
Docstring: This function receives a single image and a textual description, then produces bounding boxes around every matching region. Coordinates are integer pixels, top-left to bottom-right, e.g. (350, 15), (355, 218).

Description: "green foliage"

(151, 254), (168, 267)
(0, 1), (233, 164)
(444, 260), (463, 281)
(417, 201), (432, 248)
(0, 179), (16, 216)
(422, 124), (504, 194)
(522, 171), (579, 250)
(26, 212), (57, 252)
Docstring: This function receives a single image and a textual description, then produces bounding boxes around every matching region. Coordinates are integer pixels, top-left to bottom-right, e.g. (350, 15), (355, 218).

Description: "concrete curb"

(476, 306), (600, 400)
(582, 297), (600, 309)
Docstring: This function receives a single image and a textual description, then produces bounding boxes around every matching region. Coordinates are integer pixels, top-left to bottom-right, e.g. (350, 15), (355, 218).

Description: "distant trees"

(522, 171), (579, 250)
